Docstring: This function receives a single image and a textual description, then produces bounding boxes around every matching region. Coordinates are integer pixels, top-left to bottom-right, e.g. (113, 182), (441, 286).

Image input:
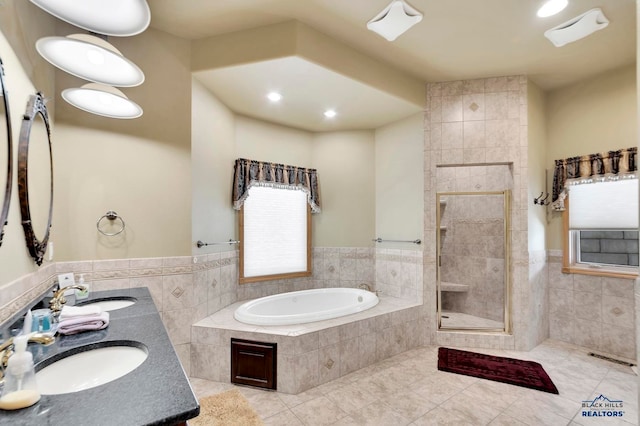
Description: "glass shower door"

(436, 191), (510, 332)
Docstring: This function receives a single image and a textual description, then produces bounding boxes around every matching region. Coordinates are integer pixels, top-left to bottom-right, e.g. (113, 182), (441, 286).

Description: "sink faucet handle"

(50, 285), (88, 312)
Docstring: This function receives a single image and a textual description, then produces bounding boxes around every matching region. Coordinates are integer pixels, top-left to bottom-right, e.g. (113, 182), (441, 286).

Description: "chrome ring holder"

(97, 210), (125, 236)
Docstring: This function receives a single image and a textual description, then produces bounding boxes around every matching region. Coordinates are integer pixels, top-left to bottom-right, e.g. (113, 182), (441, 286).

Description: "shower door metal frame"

(436, 190), (511, 333)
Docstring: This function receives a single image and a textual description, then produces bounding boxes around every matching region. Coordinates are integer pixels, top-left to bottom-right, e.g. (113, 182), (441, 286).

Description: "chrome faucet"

(49, 285), (88, 313)
(358, 283), (382, 296)
(0, 333), (55, 383)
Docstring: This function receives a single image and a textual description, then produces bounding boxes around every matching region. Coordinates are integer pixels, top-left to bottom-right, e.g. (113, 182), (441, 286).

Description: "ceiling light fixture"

(62, 83), (143, 119)
(36, 34), (145, 87)
(324, 110), (337, 118)
(367, 0), (423, 42)
(537, 0), (569, 18)
(544, 8), (609, 47)
(29, 0), (150, 36)
(267, 92), (282, 102)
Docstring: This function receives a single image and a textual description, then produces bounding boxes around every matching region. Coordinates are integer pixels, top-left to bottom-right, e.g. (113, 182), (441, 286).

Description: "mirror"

(18, 92), (53, 265)
(0, 58), (13, 247)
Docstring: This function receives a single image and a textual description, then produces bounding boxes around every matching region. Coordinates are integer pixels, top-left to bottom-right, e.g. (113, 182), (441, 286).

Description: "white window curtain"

(551, 147), (637, 211)
(569, 178), (639, 229)
(242, 186), (308, 278)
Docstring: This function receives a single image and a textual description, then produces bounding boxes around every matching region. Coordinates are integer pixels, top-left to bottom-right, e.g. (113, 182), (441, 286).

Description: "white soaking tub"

(234, 288), (379, 326)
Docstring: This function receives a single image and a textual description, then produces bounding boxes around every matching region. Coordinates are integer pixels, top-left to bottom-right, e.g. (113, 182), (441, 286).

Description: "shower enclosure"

(436, 190), (511, 332)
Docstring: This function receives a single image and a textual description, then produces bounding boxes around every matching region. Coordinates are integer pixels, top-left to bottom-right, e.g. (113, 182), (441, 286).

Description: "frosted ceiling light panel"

(36, 34), (145, 87)
(62, 83), (143, 119)
(537, 0), (568, 18)
(544, 8), (609, 47)
(367, 0), (423, 41)
(267, 92), (282, 102)
(29, 0), (150, 36)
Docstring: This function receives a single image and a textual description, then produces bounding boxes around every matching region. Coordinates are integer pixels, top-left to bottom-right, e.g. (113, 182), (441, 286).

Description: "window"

(239, 186), (311, 283)
(563, 178), (639, 278)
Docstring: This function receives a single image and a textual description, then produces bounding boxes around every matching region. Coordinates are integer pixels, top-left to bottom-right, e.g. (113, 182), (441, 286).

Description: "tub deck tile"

(191, 296), (422, 394)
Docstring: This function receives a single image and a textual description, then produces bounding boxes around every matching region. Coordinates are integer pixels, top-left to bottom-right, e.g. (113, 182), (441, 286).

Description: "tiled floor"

(189, 339), (638, 425)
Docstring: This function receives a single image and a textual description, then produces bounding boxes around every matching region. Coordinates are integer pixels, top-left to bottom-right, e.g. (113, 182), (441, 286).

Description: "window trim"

(562, 197), (639, 279)
(238, 203), (312, 284)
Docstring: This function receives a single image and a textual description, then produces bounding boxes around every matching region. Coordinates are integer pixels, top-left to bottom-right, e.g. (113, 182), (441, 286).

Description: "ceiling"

(148, 0), (636, 131)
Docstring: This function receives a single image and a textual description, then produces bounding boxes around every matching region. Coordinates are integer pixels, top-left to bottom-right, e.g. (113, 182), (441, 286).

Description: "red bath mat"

(437, 347), (559, 394)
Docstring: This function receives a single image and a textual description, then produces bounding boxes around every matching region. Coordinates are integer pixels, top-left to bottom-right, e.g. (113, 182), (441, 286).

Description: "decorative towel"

(59, 305), (102, 320)
(57, 312), (109, 335)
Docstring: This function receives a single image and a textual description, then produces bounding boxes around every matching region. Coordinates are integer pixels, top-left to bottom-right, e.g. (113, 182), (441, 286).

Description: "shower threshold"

(440, 311), (504, 329)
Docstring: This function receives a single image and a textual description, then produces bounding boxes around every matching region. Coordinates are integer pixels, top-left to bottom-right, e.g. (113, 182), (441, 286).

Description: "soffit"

(150, 0), (635, 131)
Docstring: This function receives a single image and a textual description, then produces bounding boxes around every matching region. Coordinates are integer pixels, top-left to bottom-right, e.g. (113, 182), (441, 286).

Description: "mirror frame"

(0, 58), (13, 247)
(17, 92), (53, 265)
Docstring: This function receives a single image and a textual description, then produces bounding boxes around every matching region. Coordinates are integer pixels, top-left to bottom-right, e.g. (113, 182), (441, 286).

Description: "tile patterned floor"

(189, 339), (638, 425)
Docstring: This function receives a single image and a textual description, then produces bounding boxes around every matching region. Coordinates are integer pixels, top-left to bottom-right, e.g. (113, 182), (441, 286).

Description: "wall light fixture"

(62, 83), (143, 119)
(29, 0), (150, 36)
(36, 34), (145, 87)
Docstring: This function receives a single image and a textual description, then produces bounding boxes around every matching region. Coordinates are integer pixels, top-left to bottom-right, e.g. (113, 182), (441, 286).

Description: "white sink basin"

(36, 345), (148, 395)
(76, 297), (136, 312)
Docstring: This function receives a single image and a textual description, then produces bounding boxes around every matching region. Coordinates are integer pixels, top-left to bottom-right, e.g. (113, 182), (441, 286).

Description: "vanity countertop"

(0, 287), (200, 426)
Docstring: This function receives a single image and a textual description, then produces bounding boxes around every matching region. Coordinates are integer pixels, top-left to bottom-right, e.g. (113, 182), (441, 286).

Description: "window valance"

(232, 158), (321, 213)
(552, 147), (637, 210)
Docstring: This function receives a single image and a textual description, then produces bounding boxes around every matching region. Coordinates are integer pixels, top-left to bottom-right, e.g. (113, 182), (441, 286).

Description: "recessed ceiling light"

(267, 92), (282, 102)
(62, 83), (143, 119)
(537, 0), (568, 18)
(324, 109), (337, 118)
(36, 34), (145, 87)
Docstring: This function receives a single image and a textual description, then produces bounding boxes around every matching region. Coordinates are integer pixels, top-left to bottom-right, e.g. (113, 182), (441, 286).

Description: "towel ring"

(96, 210), (125, 236)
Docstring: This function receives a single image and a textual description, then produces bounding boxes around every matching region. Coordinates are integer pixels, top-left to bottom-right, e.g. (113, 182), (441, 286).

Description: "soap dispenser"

(0, 334), (41, 410)
(75, 274), (89, 300)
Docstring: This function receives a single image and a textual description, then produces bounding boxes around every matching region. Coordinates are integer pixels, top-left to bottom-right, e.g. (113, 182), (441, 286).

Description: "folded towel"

(59, 305), (102, 320)
(57, 312), (109, 335)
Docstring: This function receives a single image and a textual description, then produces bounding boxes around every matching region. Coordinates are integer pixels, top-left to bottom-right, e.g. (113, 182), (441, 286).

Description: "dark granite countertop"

(0, 288), (200, 426)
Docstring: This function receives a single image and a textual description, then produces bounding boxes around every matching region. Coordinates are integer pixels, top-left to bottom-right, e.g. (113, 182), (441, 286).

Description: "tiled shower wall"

(548, 251), (636, 361)
(424, 76), (547, 350)
(438, 190), (507, 322)
(0, 247), (422, 374)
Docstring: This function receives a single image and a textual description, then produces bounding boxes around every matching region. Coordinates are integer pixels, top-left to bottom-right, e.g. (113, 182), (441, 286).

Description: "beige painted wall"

(52, 26), (193, 260)
(312, 131), (375, 247)
(374, 113), (424, 249)
(0, 3), (56, 286)
(232, 115), (375, 247)
(192, 78), (237, 254)
(527, 81), (547, 251)
(546, 64), (637, 249)
(235, 116), (313, 167)
(53, 125), (191, 260)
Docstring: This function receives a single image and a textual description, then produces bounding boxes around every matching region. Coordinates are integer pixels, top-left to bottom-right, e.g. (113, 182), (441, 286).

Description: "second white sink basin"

(76, 297), (136, 312)
(36, 344), (148, 395)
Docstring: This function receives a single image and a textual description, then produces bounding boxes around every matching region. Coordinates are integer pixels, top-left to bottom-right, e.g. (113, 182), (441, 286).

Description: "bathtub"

(234, 288), (379, 326)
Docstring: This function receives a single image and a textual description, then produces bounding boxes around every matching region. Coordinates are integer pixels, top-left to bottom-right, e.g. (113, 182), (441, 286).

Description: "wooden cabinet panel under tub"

(231, 338), (277, 390)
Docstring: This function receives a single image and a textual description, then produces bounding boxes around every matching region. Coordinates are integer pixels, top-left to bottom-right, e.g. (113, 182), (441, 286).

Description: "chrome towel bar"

(372, 238), (421, 245)
(196, 239), (240, 248)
